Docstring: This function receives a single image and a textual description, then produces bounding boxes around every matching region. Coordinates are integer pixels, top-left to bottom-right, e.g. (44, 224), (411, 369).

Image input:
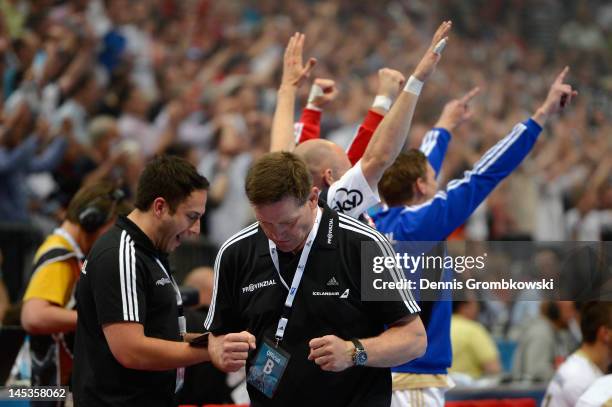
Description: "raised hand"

(281, 32), (317, 89)
(377, 68), (406, 100)
(308, 78), (339, 109)
(413, 21), (452, 82)
(434, 87), (480, 132)
(533, 67), (578, 126)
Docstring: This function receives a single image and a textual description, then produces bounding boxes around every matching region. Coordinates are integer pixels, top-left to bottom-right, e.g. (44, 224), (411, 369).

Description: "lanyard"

(268, 207), (322, 344)
(53, 227), (85, 261)
(154, 258), (186, 337)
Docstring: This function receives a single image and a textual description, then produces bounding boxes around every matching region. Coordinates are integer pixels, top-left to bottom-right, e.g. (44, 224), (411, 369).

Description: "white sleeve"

(326, 160), (380, 219)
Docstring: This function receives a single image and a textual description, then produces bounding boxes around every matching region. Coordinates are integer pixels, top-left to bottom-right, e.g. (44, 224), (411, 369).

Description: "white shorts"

(390, 387), (447, 407)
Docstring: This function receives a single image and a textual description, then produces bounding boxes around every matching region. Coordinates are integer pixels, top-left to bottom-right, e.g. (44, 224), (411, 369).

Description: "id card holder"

(246, 338), (291, 398)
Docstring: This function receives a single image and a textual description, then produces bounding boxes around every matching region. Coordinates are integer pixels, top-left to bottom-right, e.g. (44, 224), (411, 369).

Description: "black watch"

(350, 338), (367, 366)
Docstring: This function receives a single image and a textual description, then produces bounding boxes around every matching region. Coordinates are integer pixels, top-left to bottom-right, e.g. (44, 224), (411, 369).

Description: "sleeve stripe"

(204, 223), (260, 330)
(446, 124), (524, 192)
(125, 234), (135, 321)
(419, 130), (438, 156)
(338, 221), (419, 314)
(119, 230), (129, 321)
(119, 231), (139, 322)
(338, 213), (420, 313)
(477, 123), (525, 174)
(130, 239), (138, 322)
(400, 191), (448, 213)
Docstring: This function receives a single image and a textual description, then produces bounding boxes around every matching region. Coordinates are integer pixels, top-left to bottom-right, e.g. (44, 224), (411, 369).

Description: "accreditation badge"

(246, 338), (290, 398)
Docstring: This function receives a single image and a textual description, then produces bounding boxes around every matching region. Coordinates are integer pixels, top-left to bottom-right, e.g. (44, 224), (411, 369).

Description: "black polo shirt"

(73, 216), (180, 407)
(205, 205), (420, 407)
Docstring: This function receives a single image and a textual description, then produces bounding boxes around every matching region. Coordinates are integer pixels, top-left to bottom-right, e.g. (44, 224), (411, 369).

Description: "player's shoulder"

(216, 222), (261, 259)
(337, 212), (389, 244)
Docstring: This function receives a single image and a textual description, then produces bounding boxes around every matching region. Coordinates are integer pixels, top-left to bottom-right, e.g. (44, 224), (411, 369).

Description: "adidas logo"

(326, 277), (339, 286)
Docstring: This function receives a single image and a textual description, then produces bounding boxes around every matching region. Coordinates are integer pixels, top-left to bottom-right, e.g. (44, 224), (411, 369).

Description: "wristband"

(403, 75), (424, 96)
(306, 83), (324, 111)
(307, 84), (324, 104)
(372, 95), (392, 111)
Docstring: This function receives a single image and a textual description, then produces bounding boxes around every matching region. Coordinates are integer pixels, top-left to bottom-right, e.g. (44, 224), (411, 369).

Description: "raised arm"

(270, 33), (316, 152)
(295, 78), (338, 144)
(346, 68), (406, 165)
(420, 87), (480, 175)
(407, 68), (577, 241)
(360, 21), (452, 190)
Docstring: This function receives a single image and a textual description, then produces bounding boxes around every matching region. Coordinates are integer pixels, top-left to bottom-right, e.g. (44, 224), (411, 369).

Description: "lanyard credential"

(154, 258), (186, 337)
(268, 207), (322, 345)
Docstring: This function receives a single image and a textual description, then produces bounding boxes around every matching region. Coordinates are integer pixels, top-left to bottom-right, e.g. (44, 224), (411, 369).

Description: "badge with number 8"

(246, 338), (291, 398)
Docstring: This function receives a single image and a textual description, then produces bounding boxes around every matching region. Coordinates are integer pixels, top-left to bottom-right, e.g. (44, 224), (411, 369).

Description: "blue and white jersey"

(373, 119), (542, 374)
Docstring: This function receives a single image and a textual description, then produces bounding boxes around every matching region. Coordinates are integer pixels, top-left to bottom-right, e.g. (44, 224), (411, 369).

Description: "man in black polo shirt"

(205, 152), (426, 406)
(73, 156), (211, 406)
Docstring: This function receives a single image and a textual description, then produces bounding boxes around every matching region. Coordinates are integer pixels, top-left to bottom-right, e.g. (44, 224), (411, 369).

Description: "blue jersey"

(373, 119), (542, 374)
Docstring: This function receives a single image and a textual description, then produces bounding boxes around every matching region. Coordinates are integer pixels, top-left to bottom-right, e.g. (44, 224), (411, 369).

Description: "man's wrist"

(278, 85), (298, 94)
(532, 107), (549, 127)
(372, 95), (392, 112)
(403, 75), (424, 96)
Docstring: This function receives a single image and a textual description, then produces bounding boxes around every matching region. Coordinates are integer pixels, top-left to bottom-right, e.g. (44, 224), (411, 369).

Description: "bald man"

(270, 24), (452, 219)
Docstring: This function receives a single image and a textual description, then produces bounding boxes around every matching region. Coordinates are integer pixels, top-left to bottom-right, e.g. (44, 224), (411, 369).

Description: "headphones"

(78, 189), (126, 233)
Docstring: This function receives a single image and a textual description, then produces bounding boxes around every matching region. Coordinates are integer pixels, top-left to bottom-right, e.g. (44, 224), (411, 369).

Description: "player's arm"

(307, 314), (426, 371)
(308, 231), (425, 371)
(346, 68), (405, 166)
(270, 33), (316, 152)
(295, 79), (338, 144)
(21, 298), (77, 335)
(205, 235), (255, 373)
(21, 258), (78, 334)
(407, 67), (577, 240)
(359, 21), (452, 190)
(90, 247), (208, 370)
(420, 87), (479, 176)
(103, 323), (209, 370)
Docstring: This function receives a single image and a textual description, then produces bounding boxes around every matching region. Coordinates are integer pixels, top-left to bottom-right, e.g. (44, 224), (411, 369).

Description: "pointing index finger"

(459, 86), (481, 105)
(555, 66), (570, 85)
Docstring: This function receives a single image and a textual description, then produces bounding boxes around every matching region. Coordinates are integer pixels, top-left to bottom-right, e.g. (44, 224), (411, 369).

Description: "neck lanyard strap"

(268, 207), (322, 344)
(53, 228), (85, 261)
(154, 258), (186, 337)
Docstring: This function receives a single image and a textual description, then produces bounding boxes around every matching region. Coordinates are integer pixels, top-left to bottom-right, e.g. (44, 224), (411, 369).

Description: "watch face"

(355, 351), (368, 366)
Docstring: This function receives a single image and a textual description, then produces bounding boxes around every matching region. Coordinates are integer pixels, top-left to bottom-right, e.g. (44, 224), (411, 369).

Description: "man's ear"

(308, 187), (320, 208)
(414, 177), (427, 197)
(323, 168), (334, 187)
(152, 197), (168, 218)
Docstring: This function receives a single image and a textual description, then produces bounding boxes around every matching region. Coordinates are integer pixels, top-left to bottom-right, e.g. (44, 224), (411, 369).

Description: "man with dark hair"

(21, 181), (129, 402)
(73, 155), (211, 406)
(205, 151), (426, 406)
(543, 302), (612, 407)
(374, 68), (577, 406)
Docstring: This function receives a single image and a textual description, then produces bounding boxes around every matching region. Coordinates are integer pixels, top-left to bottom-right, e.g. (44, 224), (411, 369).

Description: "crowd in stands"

(0, 0), (611, 404)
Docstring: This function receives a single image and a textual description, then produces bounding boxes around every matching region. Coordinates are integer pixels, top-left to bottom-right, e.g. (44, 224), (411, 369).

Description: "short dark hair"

(580, 302), (612, 344)
(378, 150), (428, 206)
(245, 152), (312, 206)
(66, 182), (131, 226)
(135, 155), (209, 213)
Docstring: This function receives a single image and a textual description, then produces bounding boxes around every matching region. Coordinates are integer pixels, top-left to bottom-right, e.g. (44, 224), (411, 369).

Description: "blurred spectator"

(512, 301), (579, 383)
(20, 181), (129, 391)
(576, 374), (612, 407)
(450, 300), (501, 380)
(0, 102), (67, 222)
(543, 302), (612, 407)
